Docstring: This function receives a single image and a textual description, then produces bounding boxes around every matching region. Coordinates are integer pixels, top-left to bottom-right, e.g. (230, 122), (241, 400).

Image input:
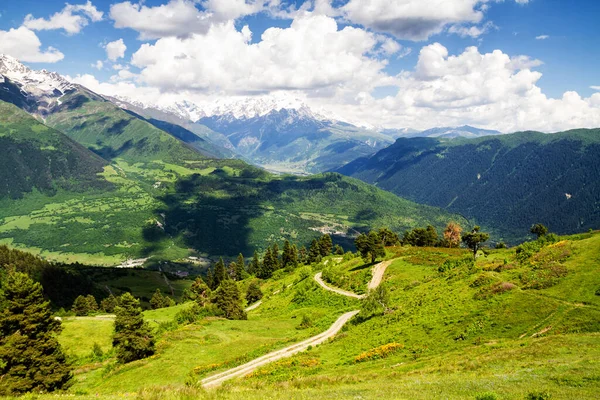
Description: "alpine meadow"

(0, 1), (599, 400)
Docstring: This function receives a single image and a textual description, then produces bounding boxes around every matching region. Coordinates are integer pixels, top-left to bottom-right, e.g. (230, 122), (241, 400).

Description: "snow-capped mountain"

(0, 54), (74, 97)
(112, 94), (334, 124)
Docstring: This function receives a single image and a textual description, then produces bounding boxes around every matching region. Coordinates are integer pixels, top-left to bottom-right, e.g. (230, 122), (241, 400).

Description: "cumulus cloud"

(339, 0), (529, 40)
(105, 39), (127, 61)
(92, 60), (103, 69)
(129, 14), (394, 93)
(315, 43), (600, 132)
(591, 86), (600, 91)
(68, 12), (600, 134)
(110, 0), (275, 40)
(0, 27), (64, 63)
(23, 1), (102, 35)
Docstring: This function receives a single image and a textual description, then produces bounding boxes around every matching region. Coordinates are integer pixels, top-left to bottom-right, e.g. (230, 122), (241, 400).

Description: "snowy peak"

(0, 54), (74, 95)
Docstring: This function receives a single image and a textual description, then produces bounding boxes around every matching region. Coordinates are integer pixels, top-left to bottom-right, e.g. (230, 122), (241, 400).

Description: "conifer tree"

(189, 278), (211, 306)
(355, 231), (386, 263)
(298, 246), (308, 264)
(248, 251), (260, 275)
(246, 281), (263, 304)
(235, 253), (248, 280)
(72, 295), (90, 316)
(308, 239), (321, 264)
(85, 294), (98, 313)
(334, 244), (345, 255)
(258, 247), (273, 279)
(150, 289), (166, 309)
(205, 268), (214, 290)
(319, 234), (333, 257)
(100, 294), (118, 313)
(212, 258), (227, 289)
(271, 243), (281, 270)
(113, 293), (155, 364)
(0, 272), (72, 395)
(213, 280), (247, 320)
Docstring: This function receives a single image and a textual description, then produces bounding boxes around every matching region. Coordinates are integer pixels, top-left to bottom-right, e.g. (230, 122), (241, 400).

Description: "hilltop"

(337, 130), (600, 243)
(30, 230), (600, 399)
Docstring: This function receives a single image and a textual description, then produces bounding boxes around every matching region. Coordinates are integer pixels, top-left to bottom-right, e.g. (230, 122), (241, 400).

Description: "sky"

(0, 0), (599, 132)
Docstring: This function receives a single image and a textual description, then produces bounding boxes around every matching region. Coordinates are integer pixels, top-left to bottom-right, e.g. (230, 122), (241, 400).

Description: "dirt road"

(367, 260), (392, 291)
(201, 310), (359, 388)
(314, 272), (365, 299)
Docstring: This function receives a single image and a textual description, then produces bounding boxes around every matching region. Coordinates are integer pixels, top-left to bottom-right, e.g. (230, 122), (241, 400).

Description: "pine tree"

(290, 244), (299, 269)
(85, 294), (98, 313)
(271, 243), (281, 270)
(112, 293), (155, 364)
(72, 295), (90, 316)
(258, 247), (273, 279)
(334, 244), (345, 255)
(205, 268), (214, 290)
(100, 294), (118, 313)
(246, 281), (263, 304)
(308, 239), (321, 264)
(212, 258), (227, 289)
(150, 289), (166, 309)
(298, 246), (308, 264)
(213, 280), (247, 320)
(355, 231), (386, 263)
(189, 278), (211, 307)
(281, 240), (292, 269)
(0, 272), (72, 395)
(248, 251), (260, 275)
(235, 253), (247, 280)
(319, 234), (333, 257)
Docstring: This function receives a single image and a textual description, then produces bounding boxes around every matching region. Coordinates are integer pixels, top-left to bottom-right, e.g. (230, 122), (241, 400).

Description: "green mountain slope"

(337, 130), (600, 242)
(51, 231), (600, 399)
(0, 99), (460, 264)
(0, 101), (109, 199)
(42, 90), (207, 164)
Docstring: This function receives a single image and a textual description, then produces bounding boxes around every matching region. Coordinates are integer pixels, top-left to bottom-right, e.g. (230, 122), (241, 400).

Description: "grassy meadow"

(17, 231), (596, 400)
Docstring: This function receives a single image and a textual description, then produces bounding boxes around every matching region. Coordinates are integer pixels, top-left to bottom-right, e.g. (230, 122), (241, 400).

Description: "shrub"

(526, 391), (552, 400)
(471, 273), (498, 288)
(297, 265), (312, 281)
(475, 393), (499, 400)
(355, 343), (404, 363)
(297, 314), (314, 330)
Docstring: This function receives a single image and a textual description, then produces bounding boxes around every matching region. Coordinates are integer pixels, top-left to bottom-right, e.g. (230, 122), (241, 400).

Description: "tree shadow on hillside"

(144, 171), (346, 257)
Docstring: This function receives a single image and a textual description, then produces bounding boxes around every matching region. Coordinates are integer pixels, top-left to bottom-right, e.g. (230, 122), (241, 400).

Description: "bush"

(297, 265), (312, 281)
(526, 391), (552, 400)
(475, 393), (499, 400)
(355, 343), (404, 363)
(297, 314), (314, 330)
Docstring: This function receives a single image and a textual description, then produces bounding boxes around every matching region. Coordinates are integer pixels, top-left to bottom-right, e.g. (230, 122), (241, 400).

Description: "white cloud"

(92, 60), (103, 69)
(23, 1), (102, 35)
(339, 0), (529, 40)
(591, 86), (600, 91)
(0, 27), (64, 63)
(317, 43), (600, 132)
(448, 21), (496, 38)
(110, 0), (275, 40)
(536, 35), (550, 40)
(341, 0), (484, 40)
(69, 13), (600, 134)
(130, 14), (393, 93)
(105, 39), (127, 61)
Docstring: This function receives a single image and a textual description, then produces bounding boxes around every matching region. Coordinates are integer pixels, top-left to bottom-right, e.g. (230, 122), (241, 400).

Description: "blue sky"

(0, 0), (599, 131)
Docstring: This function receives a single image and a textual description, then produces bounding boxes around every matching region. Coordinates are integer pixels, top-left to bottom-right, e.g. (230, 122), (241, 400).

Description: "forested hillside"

(337, 130), (600, 242)
(0, 102), (109, 199)
(0, 96), (460, 264)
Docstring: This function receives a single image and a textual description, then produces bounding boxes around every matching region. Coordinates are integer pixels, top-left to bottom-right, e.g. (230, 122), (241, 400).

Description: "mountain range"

(337, 132), (600, 242)
(0, 54), (460, 263)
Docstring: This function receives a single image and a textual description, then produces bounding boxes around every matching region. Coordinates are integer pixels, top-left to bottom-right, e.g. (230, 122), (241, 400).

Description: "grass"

(35, 232), (598, 399)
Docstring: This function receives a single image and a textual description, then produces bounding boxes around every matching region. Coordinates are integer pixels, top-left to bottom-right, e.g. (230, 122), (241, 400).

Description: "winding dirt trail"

(201, 259), (394, 388)
(201, 310), (359, 388)
(314, 272), (365, 299)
